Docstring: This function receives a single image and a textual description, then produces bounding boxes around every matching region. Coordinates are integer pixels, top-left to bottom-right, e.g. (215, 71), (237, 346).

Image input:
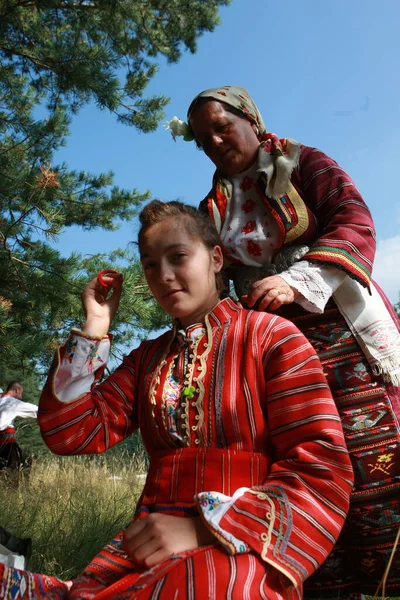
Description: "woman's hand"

(122, 514), (216, 568)
(81, 272), (123, 337)
(242, 275), (299, 312)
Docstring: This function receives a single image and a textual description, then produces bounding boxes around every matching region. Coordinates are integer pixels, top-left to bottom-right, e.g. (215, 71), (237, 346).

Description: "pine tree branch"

(0, 0), (35, 19)
(20, 221), (59, 237)
(0, 0), (228, 370)
(0, 45), (53, 70)
(9, 255), (82, 291)
(15, 236), (36, 249)
(0, 134), (31, 155)
(57, 2), (98, 9)
(4, 206), (36, 241)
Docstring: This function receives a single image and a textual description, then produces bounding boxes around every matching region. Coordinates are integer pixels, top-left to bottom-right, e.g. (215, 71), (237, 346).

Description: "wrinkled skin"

(190, 100), (298, 311)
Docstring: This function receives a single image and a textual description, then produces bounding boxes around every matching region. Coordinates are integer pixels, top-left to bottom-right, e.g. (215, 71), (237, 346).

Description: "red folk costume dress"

(0, 299), (353, 599)
(190, 86), (400, 596)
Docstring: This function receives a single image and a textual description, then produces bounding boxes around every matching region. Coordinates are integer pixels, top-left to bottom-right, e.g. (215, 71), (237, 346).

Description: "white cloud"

(373, 235), (400, 305)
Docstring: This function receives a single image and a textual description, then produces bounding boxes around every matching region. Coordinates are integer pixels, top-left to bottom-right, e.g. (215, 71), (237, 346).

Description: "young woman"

(167, 85), (400, 597)
(0, 201), (353, 599)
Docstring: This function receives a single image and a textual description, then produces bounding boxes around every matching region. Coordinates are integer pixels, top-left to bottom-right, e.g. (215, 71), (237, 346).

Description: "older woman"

(168, 86), (400, 598)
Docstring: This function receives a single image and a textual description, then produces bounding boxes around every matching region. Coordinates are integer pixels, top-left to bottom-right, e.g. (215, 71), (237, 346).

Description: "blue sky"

(53, 0), (400, 302)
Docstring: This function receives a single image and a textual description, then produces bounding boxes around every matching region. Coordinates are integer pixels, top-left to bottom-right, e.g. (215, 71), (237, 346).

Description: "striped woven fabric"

(201, 144), (376, 288)
(281, 300), (400, 596)
(293, 146), (375, 287)
(0, 427), (16, 445)
(0, 298), (353, 599)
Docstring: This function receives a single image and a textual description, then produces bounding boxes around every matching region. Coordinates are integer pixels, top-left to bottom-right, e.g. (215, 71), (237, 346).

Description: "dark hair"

(187, 97), (248, 150)
(138, 200), (224, 295)
(6, 381), (22, 393)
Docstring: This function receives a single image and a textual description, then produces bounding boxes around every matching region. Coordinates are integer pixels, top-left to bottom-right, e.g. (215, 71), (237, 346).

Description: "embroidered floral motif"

(241, 199), (256, 214)
(199, 492), (222, 511)
(241, 220), (256, 235)
(239, 177), (253, 192)
(345, 363), (369, 382)
(246, 239), (262, 257)
(85, 344), (104, 373)
(368, 453), (395, 476)
(342, 410), (386, 431)
(65, 338), (78, 363)
(361, 556), (376, 569)
(164, 373), (182, 437)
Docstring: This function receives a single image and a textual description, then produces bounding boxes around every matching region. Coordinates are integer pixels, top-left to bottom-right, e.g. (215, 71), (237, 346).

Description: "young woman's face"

(189, 100), (260, 176)
(140, 217), (223, 328)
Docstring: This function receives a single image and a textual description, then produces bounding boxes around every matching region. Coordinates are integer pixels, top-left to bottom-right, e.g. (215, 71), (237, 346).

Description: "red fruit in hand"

(97, 269), (118, 290)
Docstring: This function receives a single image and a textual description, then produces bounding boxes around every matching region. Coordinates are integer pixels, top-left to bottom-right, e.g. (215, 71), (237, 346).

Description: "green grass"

(0, 454), (146, 579)
(1, 440), (398, 598)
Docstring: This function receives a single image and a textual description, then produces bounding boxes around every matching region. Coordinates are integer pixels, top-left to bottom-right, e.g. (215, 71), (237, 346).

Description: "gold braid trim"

(191, 317), (214, 445)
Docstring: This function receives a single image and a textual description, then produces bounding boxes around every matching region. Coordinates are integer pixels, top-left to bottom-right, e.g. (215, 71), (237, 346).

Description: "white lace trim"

(280, 261), (347, 313)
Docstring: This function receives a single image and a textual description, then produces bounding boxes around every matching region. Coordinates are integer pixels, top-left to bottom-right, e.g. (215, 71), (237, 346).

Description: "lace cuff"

(54, 330), (111, 402)
(280, 261), (347, 313)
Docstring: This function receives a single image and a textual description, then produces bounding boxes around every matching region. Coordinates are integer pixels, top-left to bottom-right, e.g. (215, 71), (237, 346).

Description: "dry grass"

(0, 454), (146, 579)
(1, 457), (398, 599)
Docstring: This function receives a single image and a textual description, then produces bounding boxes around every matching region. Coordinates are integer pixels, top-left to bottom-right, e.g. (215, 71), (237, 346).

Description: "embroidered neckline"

(148, 317), (216, 446)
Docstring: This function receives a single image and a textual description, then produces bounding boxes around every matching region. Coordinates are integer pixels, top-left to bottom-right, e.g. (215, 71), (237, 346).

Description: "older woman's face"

(189, 101), (260, 176)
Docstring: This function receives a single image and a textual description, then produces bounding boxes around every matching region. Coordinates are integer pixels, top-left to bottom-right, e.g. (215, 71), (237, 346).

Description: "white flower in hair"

(165, 116), (194, 142)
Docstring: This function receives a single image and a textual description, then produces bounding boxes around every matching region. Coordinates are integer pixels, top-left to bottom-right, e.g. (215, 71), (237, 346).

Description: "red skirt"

(0, 449), (302, 600)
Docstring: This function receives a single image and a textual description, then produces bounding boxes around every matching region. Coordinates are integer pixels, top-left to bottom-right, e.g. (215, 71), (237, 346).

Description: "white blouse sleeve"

(279, 261), (347, 313)
(54, 329), (111, 402)
(0, 399), (38, 430)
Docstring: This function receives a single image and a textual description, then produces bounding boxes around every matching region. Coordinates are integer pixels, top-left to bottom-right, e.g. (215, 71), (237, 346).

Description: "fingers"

(81, 277), (103, 310)
(97, 269), (119, 290)
(80, 273), (123, 335)
(122, 516), (170, 566)
(121, 514), (200, 567)
(140, 549), (170, 568)
(106, 274), (124, 313)
(82, 272), (123, 302)
(122, 518), (148, 555)
(97, 270), (123, 293)
(243, 276), (295, 312)
(260, 288), (292, 312)
(124, 534), (158, 564)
